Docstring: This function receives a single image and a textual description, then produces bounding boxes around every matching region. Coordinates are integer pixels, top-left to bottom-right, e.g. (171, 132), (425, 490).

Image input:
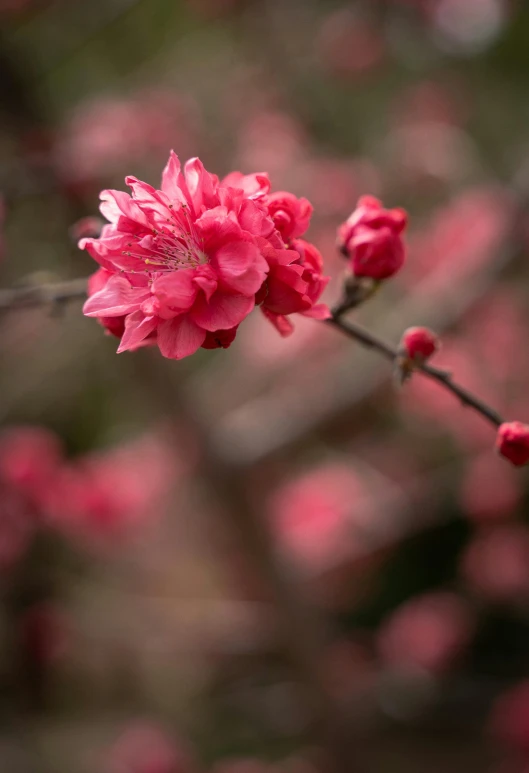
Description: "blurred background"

(1, 0), (529, 771)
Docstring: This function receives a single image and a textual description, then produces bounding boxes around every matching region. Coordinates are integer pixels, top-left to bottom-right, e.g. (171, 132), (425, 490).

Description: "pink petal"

(221, 171), (271, 198)
(157, 315), (206, 360)
(261, 308), (295, 337)
(161, 150), (191, 208)
(196, 208), (242, 251)
(152, 270), (199, 317)
(117, 311), (158, 352)
(191, 290), (255, 332)
(184, 157), (219, 212)
(213, 239), (269, 295)
(194, 274), (217, 301)
(83, 276), (149, 317)
(125, 175), (174, 221)
(238, 199), (275, 239)
(99, 190), (149, 230)
(302, 303), (331, 320)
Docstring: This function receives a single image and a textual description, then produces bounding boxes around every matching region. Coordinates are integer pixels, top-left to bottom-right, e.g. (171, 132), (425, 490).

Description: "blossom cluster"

(0, 425), (176, 570)
(81, 152), (330, 359)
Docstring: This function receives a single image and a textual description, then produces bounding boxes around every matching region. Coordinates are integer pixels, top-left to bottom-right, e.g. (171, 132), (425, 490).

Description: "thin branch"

(327, 313), (504, 428)
(0, 275), (506, 428)
(0, 278), (87, 315)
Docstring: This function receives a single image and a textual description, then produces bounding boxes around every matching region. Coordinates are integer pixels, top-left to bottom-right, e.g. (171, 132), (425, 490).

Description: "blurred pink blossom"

(0, 426), (64, 571)
(392, 80), (469, 130)
(56, 91), (198, 187)
(316, 10), (385, 77)
(105, 722), (191, 773)
(402, 186), (514, 290)
(237, 111), (308, 179)
(377, 592), (474, 673)
(0, 425), (64, 512)
(268, 462), (372, 570)
(461, 525), (529, 602)
(459, 451), (521, 521)
(49, 432), (181, 544)
(490, 681), (529, 752)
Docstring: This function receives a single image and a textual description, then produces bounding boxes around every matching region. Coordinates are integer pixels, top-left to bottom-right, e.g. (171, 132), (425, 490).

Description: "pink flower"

(50, 433), (179, 544)
(265, 191), (312, 241)
(0, 426), (64, 571)
(317, 10), (385, 77)
(377, 592), (474, 674)
(338, 195), (408, 280)
(459, 452), (521, 522)
(0, 426), (63, 510)
(56, 91), (197, 186)
(400, 326), (439, 362)
(490, 681), (529, 752)
(497, 422), (529, 467)
(81, 152), (329, 355)
(105, 722), (191, 773)
(268, 463), (371, 569)
(402, 187), (514, 290)
(460, 525), (529, 602)
(258, 238), (330, 337)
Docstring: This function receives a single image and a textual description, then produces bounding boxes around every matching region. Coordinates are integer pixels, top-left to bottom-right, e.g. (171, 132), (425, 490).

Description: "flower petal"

(213, 239), (268, 294)
(191, 290), (255, 332)
(261, 308), (294, 337)
(152, 269), (199, 317)
(184, 157), (219, 212)
(157, 316), (206, 360)
(117, 311), (158, 352)
(83, 275), (149, 317)
(99, 189), (150, 231)
(302, 303), (331, 320)
(161, 150), (191, 208)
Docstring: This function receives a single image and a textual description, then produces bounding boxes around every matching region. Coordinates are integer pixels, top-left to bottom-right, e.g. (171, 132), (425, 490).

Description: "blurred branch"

(0, 277), (87, 315)
(0, 270), (506, 426)
(328, 314), (504, 427)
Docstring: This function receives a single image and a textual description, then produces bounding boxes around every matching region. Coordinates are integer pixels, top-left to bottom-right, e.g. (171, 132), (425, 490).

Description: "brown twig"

(0, 278), (87, 315)
(0, 275), (506, 429)
(327, 312), (504, 428)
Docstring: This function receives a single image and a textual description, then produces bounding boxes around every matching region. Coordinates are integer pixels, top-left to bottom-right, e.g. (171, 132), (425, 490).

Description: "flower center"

(121, 204), (207, 275)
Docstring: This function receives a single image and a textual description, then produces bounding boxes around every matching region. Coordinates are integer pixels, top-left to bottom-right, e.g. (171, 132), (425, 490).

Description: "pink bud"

(401, 326), (439, 362)
(496, 421), (529, 467)
(337, 195), (408, 280)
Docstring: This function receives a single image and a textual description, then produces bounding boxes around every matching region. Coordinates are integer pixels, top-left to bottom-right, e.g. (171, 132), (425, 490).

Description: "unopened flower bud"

(337, 195), (408, 280)
(496, 421), (529, 467)
(401, 326), (439, 362)
(395, 326), (439, 384)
